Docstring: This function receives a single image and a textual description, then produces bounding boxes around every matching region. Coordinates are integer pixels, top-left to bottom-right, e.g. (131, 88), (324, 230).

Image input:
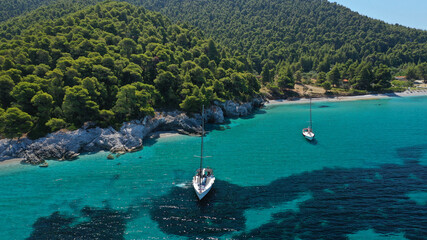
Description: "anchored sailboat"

(302, 97), (315, 141)
(192, 105), (215, 200)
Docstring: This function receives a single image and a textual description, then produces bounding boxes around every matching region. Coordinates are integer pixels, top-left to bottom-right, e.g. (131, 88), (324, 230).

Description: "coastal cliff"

(0, 99), (264, 165)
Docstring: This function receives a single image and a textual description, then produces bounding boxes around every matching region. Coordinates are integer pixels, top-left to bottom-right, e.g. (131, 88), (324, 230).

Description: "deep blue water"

(0, 96), (426, 239)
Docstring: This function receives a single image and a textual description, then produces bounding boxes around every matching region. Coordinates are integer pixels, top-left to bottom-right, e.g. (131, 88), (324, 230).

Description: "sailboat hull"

(302, 129), (315, 141)
(194, 182), (213, 200)
(192, 174), (215, 200)
(303, 134), (315, 141)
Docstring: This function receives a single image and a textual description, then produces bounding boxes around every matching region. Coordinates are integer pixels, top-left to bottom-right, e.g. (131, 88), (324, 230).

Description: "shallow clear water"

(0, 96), (426, 239)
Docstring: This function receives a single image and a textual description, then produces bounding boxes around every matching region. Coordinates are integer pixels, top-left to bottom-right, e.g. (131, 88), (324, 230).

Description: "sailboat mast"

(309, 97), (312, 130)
(199, 105), (204, 185)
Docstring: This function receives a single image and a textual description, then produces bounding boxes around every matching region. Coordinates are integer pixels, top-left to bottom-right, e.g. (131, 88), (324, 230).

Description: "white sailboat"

(302, 97), (315, 141)
(192, 105), (215, 200)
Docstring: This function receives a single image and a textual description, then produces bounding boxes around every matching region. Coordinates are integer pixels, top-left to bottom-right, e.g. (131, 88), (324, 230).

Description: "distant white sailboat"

(192, 105), (215, 200)
(302, 97), (315, 141)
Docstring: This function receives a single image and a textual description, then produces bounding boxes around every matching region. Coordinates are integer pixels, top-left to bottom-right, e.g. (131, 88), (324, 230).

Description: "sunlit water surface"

(0, 96), (426, 239)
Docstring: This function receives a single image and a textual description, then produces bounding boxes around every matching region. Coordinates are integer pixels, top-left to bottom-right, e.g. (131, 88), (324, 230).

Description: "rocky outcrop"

(206, 105), (224, 124)
(0, 99), (264, 165)
(215, 97), (264, 118)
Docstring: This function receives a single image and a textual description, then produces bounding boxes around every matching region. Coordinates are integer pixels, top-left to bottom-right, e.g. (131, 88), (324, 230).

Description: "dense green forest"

(1, 0), (427, 139)
(0, 1), (260, 139)
(142, 0), (427, 67)
(0, 0), (58, 22)
(0, 0), (103, 38)
(139, 0), (427, 88)
(3, 0), (426, 92)
(3, 0), (427, 69)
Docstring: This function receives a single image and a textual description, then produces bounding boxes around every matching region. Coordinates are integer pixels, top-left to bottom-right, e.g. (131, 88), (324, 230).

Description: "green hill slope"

(2, 0), (426, 69)
(2, 0), (426, 82)
(136, 0), (426, 92)
(0, 0), (101, 38)
(141, 0), (427, 69)
(0, 1), (259, 138)
(0, 0), (58, 22)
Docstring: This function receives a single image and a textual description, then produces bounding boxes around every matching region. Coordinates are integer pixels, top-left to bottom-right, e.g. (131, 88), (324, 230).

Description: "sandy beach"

(266, 89), (427, 106)
(0, 158), (24, 166)
(145, 131), (182, 139)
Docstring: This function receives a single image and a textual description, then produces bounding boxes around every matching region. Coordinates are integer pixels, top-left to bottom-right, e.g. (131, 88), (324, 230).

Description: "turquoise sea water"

(0, 96), (426, 239)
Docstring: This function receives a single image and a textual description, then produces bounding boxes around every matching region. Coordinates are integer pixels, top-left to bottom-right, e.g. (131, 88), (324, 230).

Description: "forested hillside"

(0, 0), (59, 22)
(0, 1), (259, 139)
(0, 0), (101, 38)
(142, 0), (427, 67)
(142, 0), (427, 92)
(2, 0), (427, 88)
(1, 0), (427, 140)
(3, 0), (427, 69)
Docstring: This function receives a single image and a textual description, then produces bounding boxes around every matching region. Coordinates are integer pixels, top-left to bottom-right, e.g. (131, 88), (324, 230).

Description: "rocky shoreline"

(0, 98), (264, 165)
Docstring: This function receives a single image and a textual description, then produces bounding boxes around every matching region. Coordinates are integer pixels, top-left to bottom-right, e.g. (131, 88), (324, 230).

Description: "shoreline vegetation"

(0, 99), (263, 166)
(0, 2), (262, 143)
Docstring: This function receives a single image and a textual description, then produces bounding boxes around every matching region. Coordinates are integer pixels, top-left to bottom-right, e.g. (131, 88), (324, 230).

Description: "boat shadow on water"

(306, 138), (318, 145)
(27, 144), (427, 239)
(149, 160), (427, 239)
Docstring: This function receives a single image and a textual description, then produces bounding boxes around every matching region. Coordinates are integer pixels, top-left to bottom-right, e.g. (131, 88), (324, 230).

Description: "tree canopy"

(0, 0), (426, 139)
(0, 107), (33, 138)
(140, 0), (427, 90)
(0, 1), (260, 138)
(141, 0), (427, 70)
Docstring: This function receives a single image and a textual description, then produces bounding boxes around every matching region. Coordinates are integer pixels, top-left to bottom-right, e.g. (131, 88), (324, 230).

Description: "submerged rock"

(218, 126), (226, 131)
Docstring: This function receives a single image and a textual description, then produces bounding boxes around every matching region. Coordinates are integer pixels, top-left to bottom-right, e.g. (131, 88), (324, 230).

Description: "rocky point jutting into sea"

(0, 99), (264, 165)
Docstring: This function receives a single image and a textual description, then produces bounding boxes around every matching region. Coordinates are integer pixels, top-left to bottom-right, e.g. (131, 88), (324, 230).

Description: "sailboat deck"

(193, 175), (215, 193)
